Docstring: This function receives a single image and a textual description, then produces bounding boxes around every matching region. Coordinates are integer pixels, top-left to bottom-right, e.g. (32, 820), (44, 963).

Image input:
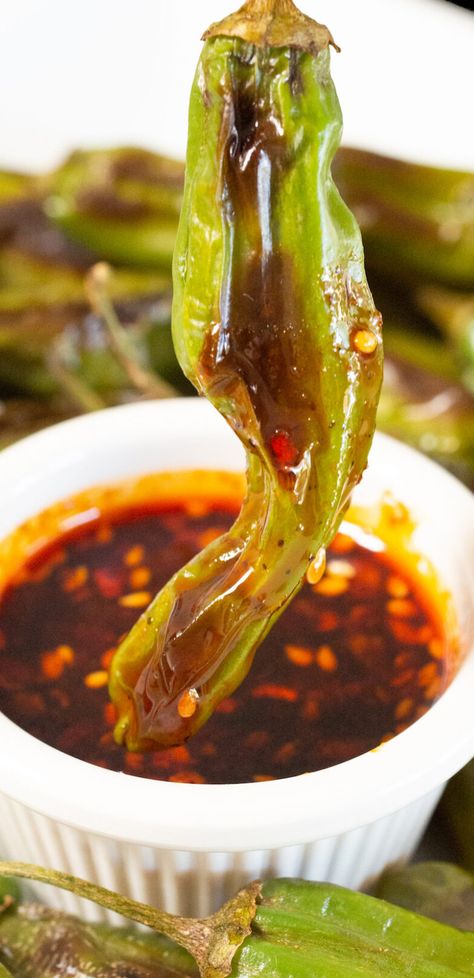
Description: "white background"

(1, 0), (473, 173)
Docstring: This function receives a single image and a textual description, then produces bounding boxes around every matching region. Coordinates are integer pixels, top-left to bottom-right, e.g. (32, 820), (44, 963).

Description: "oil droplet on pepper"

(178, 688), (200, 719)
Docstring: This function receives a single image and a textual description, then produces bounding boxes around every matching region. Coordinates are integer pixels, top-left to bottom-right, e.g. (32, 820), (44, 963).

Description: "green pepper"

(110, 0), (383, 751)
(1, 863), (474, 978)
(0, 170), (34, 204)
(0, 247), (171, 316)
(45, 148), (184, 267)
(0, 905), (197, 978)
(0, 875), (20, 909)
(0, 252), (175, 403)
(417, 285), (474, 395)
(376, 862), (474, 932)
(379, 329), (474, 488)
(332, 147), (474, 289)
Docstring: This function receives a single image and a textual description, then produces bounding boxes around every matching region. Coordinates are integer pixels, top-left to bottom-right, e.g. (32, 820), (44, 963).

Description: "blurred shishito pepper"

(1, 863), (474, 978)
(109, 0), (383, 750)
(376, 861), (474, 932)
(45, 147), (184, 268)
(332, 148), (474, 290)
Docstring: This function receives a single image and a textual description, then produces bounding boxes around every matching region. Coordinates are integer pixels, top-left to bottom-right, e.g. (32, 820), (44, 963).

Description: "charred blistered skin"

(110, 0), (383, 750)
(0, 904), (197, 978)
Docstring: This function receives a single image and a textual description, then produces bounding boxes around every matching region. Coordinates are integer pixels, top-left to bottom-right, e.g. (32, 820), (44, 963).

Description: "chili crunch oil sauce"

(0, 472), (453, 785)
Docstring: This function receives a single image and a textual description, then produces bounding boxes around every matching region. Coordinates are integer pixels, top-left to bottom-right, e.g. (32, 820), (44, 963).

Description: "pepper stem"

(0, 862), (260, 978)
(85, 262), (178, 401)
(203, 0), (339, 54)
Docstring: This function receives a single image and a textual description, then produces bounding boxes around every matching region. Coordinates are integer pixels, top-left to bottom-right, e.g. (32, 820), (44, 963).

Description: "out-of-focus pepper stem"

(203, 0), (340, 53)
(47, 334), (107, 413)
(85, 263), (178, 400)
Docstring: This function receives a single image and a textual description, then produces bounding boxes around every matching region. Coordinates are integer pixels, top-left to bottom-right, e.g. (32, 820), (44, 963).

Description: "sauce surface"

(0, 474), (450, 784)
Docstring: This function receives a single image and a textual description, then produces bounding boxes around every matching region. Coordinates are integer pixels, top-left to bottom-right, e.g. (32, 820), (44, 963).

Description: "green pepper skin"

(0, 876), (20, 908)
(231, 878), (474, 976)
(45, 148), (184, 268)
(333, 148), (474, 289)
(379, 331), (474, 489)
(0, 905), (197, 978)
(417, 286), (474, 396)
(376, 862), (474, 932)
(0, 170), (34, 204)
(110, 3), (382, 750)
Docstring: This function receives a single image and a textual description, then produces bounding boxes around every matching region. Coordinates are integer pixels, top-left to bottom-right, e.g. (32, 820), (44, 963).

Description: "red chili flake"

(63, 566), (89, 593)
(285, 644), (313, 667)
(94, 568), (122, 599)
(200, 743), (217, 757)
(269, 430), (298, 468)
(317, 611), (339, 632)
(50, 688), (70, 710)
(252, 684), (298, 702)
(126, 752), (145, 771)
(428, 638), (445, 661)
(153, 746), (192, 770)
(274, 742), (297, 764)
(104, 702), (117, 727)
(418, 662), (439, 688)
(303, 693), (321, 720)
(244, 730), (271, 751)
(392, 668), (416, 688)
(101, 647), (116, 671)
(13, 691), (46, 715)
(216, 698), (237, 714)
(99, 732), (114, 748)
(390, 619), (433, 646)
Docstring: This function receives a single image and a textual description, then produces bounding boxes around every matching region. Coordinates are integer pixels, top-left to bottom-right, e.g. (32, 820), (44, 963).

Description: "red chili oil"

(0, 475), (451, 784)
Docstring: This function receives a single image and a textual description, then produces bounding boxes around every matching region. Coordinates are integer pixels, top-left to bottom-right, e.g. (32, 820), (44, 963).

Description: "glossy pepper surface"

(110, 0), (383, 750)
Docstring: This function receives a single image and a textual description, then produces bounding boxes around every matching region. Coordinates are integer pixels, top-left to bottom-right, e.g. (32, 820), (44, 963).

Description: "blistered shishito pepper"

(0, 905), (197, 978)
(1, 864), (474, 978)
(110, 0), (383, 750)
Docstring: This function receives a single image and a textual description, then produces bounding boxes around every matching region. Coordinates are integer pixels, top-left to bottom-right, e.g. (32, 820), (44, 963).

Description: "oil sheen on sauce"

(0, 473), (451, 784)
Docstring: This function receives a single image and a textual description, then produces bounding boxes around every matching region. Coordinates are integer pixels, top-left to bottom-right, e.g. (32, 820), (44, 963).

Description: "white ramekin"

(0, 399), (472, 921)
